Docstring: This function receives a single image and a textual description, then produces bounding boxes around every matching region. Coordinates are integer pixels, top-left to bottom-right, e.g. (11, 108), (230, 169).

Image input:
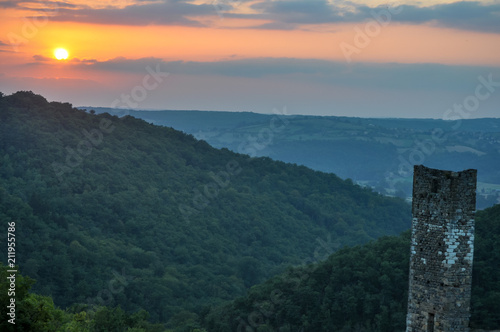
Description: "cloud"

(0, 1), (20, 8)
(5, 56), (500, 118)
(0, 0), (76, 10)
(69, 56), (500, 93)
(250, 0), (343, 24)
(0, 40), (14, 52)
(32, 54), (52, 62)
(232, 0), (500, 33)
(8, 0), (500, 32)
(43, 0), (214, 27)
(73, 56), (168, 72)
(390, 2), (500, 33)
(250, 21), (298, 30)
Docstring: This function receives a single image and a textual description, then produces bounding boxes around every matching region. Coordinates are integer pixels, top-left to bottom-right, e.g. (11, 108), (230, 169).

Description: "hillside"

(0, 91), (410, 327)
(82, 107), (500, 209)
(201, 204), (500, 332)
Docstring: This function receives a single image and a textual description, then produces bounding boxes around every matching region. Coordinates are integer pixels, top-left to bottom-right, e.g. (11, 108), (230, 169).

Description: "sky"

(0, 0), (499, 118)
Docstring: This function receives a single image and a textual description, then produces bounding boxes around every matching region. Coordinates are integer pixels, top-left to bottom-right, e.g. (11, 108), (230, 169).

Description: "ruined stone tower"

(406, 165), (477, 332)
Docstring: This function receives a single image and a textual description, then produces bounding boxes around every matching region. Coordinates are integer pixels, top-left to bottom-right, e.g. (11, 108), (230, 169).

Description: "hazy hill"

(81, 107), (500, 209)
(0, 91), (410, 326)
(202, 204), (500, 332)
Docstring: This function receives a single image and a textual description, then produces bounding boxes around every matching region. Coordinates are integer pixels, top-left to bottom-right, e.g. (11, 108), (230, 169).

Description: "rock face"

(406, 165), (477, 332)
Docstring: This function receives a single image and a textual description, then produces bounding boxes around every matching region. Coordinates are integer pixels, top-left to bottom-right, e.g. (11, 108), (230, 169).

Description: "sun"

(54, 48), (69, 60)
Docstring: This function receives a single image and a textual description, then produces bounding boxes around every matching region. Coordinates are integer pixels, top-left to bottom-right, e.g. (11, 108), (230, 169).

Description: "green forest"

(2, 203), (499, 331)
(0, 91), (498, 331)
(202, 204), (500, 331)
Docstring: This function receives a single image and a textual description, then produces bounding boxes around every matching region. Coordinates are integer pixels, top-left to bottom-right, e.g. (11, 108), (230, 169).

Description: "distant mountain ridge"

(80, 107), (500, 209)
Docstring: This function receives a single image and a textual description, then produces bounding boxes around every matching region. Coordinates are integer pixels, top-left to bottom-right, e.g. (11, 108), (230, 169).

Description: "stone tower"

(406, 165), (477, 332)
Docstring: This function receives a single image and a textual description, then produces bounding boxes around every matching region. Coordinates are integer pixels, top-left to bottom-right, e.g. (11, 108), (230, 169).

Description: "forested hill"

(202, 204), (500, 332)
(0, 91), (410, 327)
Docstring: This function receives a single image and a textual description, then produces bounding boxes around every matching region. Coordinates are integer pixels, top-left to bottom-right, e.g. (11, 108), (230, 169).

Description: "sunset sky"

(1, 0), (499, 118)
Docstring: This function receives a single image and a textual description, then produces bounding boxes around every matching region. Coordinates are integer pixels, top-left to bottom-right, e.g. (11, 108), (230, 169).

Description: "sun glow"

(54, 48), (69, 60)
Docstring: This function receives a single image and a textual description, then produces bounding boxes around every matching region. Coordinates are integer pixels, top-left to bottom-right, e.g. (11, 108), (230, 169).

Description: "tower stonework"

(406, 165), (477, 332)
